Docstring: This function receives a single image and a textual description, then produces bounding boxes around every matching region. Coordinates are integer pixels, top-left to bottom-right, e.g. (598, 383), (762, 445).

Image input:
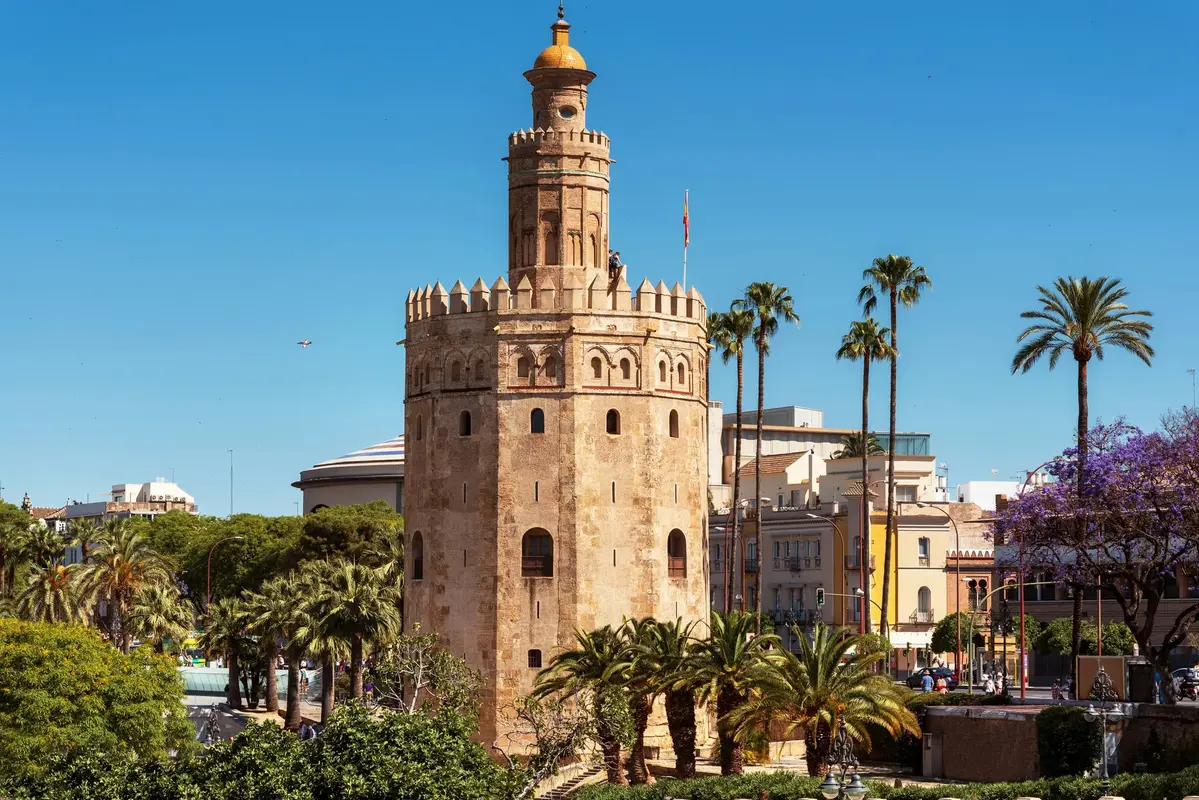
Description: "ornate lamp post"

(818, 721), (869, 800)
(1083, 668), (1125, 795)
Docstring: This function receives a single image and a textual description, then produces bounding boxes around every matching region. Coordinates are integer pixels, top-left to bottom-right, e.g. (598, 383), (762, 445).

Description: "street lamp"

(1083, 668), (1125, 794)
(206, 536), (244, 612)
(818, 720), (868, 800)
(916, 502), (963, 686)
(1015, 459), (1061, 701)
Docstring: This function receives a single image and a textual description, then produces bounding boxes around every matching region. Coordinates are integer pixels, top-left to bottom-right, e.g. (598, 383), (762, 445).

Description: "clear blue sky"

(2, 1), (1197, 515)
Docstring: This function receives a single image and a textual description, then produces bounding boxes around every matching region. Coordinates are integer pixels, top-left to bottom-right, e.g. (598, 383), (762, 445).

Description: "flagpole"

(682, 189), (689, 290)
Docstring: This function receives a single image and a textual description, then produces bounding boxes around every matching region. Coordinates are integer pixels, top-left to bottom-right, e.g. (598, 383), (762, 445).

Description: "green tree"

(860, 254), (932, 641)
(831, 432), (886, 460)
(22, 523), (65, 566)
(200, 597), (250, 708)
(77, 518), (172, 652)
(931, 611), (987, 655)
(372, 625), (483, 720)
(684, 610), (780, 775)
(835, 318), (896, 634)
(126, 582), (194, 653)
(0, 619), (193, 784)
(246, 575), (305, 718)
(1012, 276), (1154, 673)
(17, 563), (89, 623)
(308, 559), (402, 699)
(534, 625), (633, 786)
(66, 518), (99, 564)
(738, 282), (800, 629)
(713, 308), (755, 615)
(640, 618), (700, 778)
(728, 623), (917, 777)
(291, 501), (404, 566)
(0, 502), (32, 598)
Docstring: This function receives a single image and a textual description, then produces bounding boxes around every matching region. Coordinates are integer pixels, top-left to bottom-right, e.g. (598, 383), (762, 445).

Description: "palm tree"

(293, 563), (344, 724)
(246, 576), (306, 718)
(738, 283), (800, 630)
(67, 518), (98, 563)
(126, 582), (193, 653)
(831, 433), (886, 460)
(685, 610), (780, 775)
(77, 518), (172, 652)
(707, 311), (734, 612)
(534, 626), (631, 786)
(1012, 275), (1153, 670)
(726, 623), (917, 777)
(17, 563), (88, 623)
(200, 597), (250, 709)
(640, 618), (700, 778)
(22, 524), (65, 567)
(717, 307), (755, 615)
(836, 319), (895, 634)
(610, 617), (660, 785)
(859, 255), (931, 640)
(308, 559), (402, 699)
(0, 519), (30, 598)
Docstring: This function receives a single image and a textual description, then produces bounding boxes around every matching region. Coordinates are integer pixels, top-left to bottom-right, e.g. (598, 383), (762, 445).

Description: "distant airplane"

(297, 340), (312, 348)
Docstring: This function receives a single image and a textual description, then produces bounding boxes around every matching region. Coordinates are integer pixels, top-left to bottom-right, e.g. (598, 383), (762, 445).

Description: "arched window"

(475, 359), (485, 380)
(423, 365), (430, 385)
(517, 356), (530, 378)
(659, 361), (667, 384)
(451, 361), (462, 381)
(412, 532), (424, 581)
(669, 409), (680, 438)
(620, 358), (631, 380)
(522, 529), (554, 577)
(591, 357), (603, 380)
(415, 415), (423, 441)
(968, 579), (989, 611)
(543, 356), (557, 380)
(459, 410), (472, 437)
(667, 530), (686, 578)
(606, 409), (620, 435)
(677, 362), (686, 385)
(531, 408), (545, 434)
(527, 649), (543, 669)
(918, 586), (931, 614)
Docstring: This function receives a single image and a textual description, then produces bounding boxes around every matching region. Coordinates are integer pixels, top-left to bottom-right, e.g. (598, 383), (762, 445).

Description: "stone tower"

(402, 8), (710, 747)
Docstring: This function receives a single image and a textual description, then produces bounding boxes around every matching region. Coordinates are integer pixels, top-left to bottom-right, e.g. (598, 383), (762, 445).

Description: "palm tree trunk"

(665, 689), (697, 778)
(321, 657), (335, 723)
(626, 693), (653, 784)
(1070, 357), (1090, 680)
(598, 719), (628, 785)
(861, 357), (871, 634)
(881, 292), (898, 642)
(804, 723), (832, 777)
(728, 353), (745, 613)
(264, 640), (280, 713)
(284, 660), (302, 731)
(350, 633), (364, 699)
(226, 651), (242, 708)
(754, 338), (765, 632)
(717, 686), (744, 775)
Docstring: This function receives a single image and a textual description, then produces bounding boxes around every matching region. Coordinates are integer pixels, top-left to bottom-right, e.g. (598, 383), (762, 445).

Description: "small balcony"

(521, 556), (553, 577)
(845, 554), (876, 571)
(910, 609), (935, 624)
(744, 557), (759, 574)
(668, 557), (686, 579)
(771, 608), (809, 625)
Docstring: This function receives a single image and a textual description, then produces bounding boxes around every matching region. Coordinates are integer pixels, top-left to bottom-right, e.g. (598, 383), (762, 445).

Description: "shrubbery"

(1035, 706), (1102, 778)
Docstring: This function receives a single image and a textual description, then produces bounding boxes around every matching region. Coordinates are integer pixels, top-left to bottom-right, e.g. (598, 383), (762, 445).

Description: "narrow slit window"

(620, 358), (631, 380)
(531, 408), (545, 433)
(459, 410), (472, 437)
(669, 409), (679, 438)
(606, 409), (620, 435)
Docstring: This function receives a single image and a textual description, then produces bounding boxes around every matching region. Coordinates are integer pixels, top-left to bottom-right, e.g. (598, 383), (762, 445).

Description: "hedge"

(576, 764), (1199, 800)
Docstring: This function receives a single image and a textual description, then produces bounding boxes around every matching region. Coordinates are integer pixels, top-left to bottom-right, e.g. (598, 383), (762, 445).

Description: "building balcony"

(910, 609), (935, 624)
(744, 557), (759, 573)
(771, 608), (809, 625)
(845, 554), (876, 571)
(521, 556), (553, 577)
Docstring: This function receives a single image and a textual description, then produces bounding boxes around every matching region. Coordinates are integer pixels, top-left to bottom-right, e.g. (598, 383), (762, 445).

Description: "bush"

(1036, 705), (1101, 778)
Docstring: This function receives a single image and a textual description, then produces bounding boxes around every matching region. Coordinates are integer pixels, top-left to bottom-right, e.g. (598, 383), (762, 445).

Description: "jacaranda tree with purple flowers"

(995, 413), (1199, 702)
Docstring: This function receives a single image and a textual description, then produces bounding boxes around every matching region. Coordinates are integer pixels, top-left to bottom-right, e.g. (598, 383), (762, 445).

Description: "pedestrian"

(984, 675), (995, 695)
(1051, 679), (1061, 700)
(920, 672), (934, 693)
(935, 675), (948, 695)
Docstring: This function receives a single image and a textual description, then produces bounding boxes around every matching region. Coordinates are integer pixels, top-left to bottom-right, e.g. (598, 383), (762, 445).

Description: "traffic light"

(816, 587), (825, 606)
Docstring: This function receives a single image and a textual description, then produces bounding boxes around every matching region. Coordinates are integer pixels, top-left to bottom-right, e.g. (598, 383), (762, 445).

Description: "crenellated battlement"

(508, 127), (610, 149)
(405, 271), (705, 326)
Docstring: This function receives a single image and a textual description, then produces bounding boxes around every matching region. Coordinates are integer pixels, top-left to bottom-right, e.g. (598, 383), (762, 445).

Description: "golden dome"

(533, 18), (586, 70)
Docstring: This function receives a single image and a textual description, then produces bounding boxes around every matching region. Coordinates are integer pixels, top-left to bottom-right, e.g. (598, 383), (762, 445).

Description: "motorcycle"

(1180, 681), (1199, 701)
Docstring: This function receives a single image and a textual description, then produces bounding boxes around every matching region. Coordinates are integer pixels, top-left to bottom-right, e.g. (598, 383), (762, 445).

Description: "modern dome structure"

(292, 435), (405, 514)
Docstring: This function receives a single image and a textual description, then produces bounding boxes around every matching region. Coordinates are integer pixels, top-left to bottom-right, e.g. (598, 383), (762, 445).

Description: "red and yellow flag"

(683, 190), (690, 248)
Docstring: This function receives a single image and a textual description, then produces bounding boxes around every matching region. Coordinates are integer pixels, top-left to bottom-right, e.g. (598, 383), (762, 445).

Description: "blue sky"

(2, 1), (1196, 515)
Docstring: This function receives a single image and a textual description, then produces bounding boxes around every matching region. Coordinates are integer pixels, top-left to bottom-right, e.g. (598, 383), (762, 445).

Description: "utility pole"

(1188, 368), (1196, 409)
(228, 449), (234, 517)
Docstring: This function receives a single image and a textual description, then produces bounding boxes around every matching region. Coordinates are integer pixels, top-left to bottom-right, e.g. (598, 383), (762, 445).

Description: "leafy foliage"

(831, 432), (886, 459)
(1036, 705), (1102, 778)
(930, 611), (987, 654)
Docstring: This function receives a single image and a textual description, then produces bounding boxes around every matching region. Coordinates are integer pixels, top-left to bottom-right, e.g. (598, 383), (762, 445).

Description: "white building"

(293, 435), (405, 514)
(955, 480), (1021, 511)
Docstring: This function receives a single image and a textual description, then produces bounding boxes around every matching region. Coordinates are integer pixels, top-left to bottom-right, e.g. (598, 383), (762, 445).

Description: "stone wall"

(924, 707), (1040, 782)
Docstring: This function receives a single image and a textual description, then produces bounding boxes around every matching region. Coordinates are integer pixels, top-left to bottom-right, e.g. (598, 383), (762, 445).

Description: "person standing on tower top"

(608, 249), (624, 277)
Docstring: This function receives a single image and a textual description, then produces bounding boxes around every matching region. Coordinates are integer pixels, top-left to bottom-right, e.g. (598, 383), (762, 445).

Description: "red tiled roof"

(736, 452), (805, 478)
(29, 506), (65, 520)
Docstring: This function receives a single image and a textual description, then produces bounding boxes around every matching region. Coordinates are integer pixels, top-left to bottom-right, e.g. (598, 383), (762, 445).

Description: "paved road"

(187, 704), (248, 743)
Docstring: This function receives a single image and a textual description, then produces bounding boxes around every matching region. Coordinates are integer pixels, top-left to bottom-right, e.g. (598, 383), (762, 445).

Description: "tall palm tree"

(309, 559), (402, 699)
(859, 255), (931, 640)
(831, 433), (886, 460)
(1012, 275), (1153, 673)
(17, 563), (88, 623)
(293, 563), (344, 724)
(610, 617), (660, 785)
(534, 626), (631, 786)
(200, 597), (250, 709)
(22, 524), (65, 567)
(684, 610), (780, 775)
(717, 307), (755, 615)
(726, 623), (917, 777)
(835, 318), (896, 635)
(0, 519), (30, 598)
(67, 518), (98, 563)
(640, 618), (700, 778)
(246, 576), (305, 718)
(126, 582), (193, 652)
(707, 311), (734, 612)
(737, 283), (800, 631)
(77, 518), (172, 652)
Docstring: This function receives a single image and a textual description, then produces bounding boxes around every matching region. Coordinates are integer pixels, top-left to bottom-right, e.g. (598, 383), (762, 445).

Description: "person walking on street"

(921, 672), (934, 693)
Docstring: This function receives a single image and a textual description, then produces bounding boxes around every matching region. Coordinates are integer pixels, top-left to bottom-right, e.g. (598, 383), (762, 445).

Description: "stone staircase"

(537, 765), (604, 799)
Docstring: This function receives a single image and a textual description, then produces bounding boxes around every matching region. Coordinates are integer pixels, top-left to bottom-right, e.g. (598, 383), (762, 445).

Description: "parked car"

(906, 667), (960, 691)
